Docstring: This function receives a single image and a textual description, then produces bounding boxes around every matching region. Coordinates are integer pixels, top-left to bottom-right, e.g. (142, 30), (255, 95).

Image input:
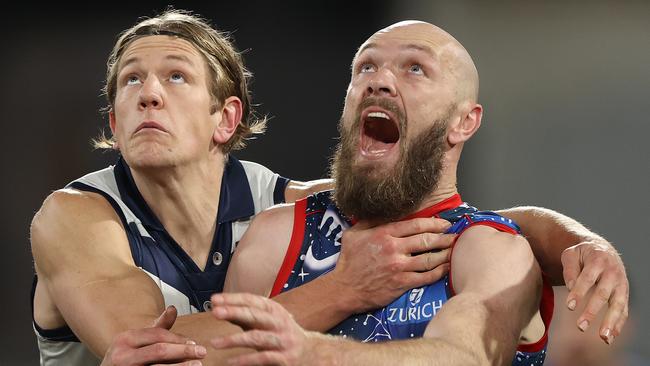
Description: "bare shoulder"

(224, 203), (296, 295)
(451, 225), (539, 295)
(233, 202), (296, 254)
(31, 188), (131, 276)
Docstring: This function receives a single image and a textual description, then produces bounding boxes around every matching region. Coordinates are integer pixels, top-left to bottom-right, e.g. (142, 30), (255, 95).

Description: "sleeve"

(240, 160), (290, 213)
(447, 211), (522, 236)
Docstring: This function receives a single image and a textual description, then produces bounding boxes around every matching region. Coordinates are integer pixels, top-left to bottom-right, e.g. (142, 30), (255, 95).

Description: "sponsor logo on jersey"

(387, 287), (443, 324)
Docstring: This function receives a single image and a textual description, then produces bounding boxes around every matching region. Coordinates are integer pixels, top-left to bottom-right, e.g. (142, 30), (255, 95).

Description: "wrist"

(306, 332), (344, 366)
(326, 269), (366, 314)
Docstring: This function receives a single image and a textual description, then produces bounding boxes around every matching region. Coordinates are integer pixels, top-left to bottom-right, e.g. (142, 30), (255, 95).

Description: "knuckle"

(184, 345), (197, 358)
(374, 226), (390, 238)
(387, 259), (402, 274)
(377, 238), (394, 254)
(421, 234), (432, 250)
(426, 253), (434, 269)
(584, 269), (600, 283)
(250, 330), (265, 344)
(152, 343), (168, 358)
(583, 308), (598, 319)
(611, 298), (627, 310)
(591, 255), (606, 267)
(411, 220), (424, 233)
(596, 286), (611, 301)
(267, 333), (282, 348)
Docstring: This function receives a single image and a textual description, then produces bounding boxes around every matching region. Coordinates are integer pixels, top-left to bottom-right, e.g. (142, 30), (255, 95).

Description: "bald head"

(356, 21), (479, 104)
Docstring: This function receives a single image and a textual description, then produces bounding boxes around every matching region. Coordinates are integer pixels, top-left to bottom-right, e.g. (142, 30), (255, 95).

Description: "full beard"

(331, 111), (450, 222)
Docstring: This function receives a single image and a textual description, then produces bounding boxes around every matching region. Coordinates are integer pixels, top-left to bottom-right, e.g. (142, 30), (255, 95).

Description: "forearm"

(172, 312), (249, 365)
(273, 273), (359, 332)
(497, 206), (608, 285)
(307, 332), (480, 366)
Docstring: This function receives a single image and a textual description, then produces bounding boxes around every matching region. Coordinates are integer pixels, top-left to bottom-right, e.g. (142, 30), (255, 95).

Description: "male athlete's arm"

(224, 203), (453, 332)
(210, 225), (542, 366)
(498, 206), (627, 342)
(287, 179), (627, 342)
(31, 190), (247, 364)
(100, 306), (205, 366)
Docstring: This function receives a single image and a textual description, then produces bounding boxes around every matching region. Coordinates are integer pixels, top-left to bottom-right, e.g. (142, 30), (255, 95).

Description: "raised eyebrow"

(351, 42), (377, 68)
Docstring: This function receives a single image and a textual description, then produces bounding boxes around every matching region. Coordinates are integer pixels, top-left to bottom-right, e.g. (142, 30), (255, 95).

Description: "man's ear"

(109, 110), (116, 134)
(108, 110), (119, 150)
(448, 104), (482, 145)
(213, 96), (243, 145)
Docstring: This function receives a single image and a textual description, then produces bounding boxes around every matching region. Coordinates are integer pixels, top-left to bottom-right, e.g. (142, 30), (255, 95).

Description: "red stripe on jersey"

(270, 198), (308, 297)
(349, 194), (463, 225)
(517, 276), (554, 353)
(402, 194), (463, 220)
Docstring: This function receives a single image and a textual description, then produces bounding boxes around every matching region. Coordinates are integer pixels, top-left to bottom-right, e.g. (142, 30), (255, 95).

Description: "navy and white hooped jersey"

(32, 156), (289, 366)
(271, 191), (554, 366)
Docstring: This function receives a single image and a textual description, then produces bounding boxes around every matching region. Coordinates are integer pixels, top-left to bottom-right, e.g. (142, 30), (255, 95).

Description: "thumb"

(152, 305), (178, 329)
(561, 246), (582, 291)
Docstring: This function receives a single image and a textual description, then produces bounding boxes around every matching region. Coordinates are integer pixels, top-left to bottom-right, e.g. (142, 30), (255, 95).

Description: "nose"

(365, 68), (397, 98)
(138, 75), (164, 110)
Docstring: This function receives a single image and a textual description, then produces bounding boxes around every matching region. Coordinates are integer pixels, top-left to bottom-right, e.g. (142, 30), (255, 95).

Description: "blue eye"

(169, 73), (185, 84)
(126, 75), (141, 85)
(409, 64), (424, 75)
(360, 64), (376, 73)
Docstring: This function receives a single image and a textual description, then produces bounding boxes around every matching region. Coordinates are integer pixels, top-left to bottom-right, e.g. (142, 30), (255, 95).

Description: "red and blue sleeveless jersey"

(271, 191), (554, 366)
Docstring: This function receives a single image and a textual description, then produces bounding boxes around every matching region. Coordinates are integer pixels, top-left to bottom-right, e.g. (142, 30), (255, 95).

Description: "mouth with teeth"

(360, 108), (401, 160)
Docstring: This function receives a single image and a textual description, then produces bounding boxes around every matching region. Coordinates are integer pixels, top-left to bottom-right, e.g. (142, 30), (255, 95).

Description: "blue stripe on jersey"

(273, 176), (290, 204)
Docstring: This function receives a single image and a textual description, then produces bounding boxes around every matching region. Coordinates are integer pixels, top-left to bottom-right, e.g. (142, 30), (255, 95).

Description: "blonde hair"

(95, 9), (265, 152)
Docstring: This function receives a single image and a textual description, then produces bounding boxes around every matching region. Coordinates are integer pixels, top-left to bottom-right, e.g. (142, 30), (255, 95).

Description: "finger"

(132, 342), (207, 364)
(212, 293), (275, 313)
(401, 263), (450, 289)
(225, 351), (286, 366)
(400, 233), (456, 254)
(599, 285), (629, 344)
(613, 303), (629, 343)
(152, 305), (178, 329)
(566, 265), (600, 314)
(560, 246), (581, 291)
(576, 274), (616, 332)
(126, 327), (194, 348)
(152, 361), (203, 366)
(388, 218), (452, 238)
(211, 330), (282, 351)
(212, 304), (278, 331)
(403, 249), (450, 272)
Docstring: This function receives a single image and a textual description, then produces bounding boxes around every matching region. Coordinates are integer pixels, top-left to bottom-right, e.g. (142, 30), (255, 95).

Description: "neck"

(129, 154), (225, 266)
(413, 154), (459, 213)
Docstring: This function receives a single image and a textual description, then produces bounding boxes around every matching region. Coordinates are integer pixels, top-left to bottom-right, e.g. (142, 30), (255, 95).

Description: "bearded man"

(207, 21), (625, 366)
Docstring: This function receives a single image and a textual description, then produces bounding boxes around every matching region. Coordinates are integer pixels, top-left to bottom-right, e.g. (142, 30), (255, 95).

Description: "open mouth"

(360, 109), (400, 158)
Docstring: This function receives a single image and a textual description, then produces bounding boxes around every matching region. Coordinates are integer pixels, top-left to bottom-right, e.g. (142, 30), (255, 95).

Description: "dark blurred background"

(2, 1), (648, 365)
